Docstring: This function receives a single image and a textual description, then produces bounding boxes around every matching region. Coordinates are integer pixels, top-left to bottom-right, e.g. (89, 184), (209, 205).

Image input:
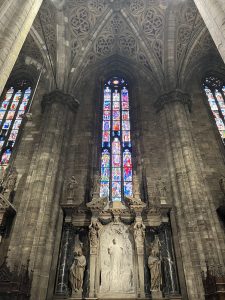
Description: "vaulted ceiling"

(17, 0), (222, 94)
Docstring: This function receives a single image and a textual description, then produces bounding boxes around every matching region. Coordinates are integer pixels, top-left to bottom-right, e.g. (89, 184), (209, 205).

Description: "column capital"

(155, 89), (191, 112)
(41, 89), (79, 113)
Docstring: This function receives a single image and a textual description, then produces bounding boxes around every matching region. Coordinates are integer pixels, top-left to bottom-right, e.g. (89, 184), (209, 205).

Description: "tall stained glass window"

(0, 79), (32, 172)
(100, 77), (133, 202)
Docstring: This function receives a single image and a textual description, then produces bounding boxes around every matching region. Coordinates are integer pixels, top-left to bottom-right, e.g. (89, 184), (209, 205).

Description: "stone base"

(98, 293), (137, 299)
(151, 291), (163, 299)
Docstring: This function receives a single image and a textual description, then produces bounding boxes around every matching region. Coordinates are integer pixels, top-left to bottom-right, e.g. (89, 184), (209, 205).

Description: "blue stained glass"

(104, 87), (111, 101)
(121, 87), (129, 102)
(101, 167), (110, 181)
(103, 121), (110, 131)
(103, 111), (111, 120)
(100, 182), (109, 197)
(3, 121), (11, 130)
(104, 101), (111, 110)
(112, 168), (121, 181)
(113, 110), (120, 120)
(112, 182), (121, 198)
(101, 150), (110, 168)
(1, 101), (9, 110)
(124, 182), (132, 196)
(122, 121), (130, 131)
(124, 167), (132, 182)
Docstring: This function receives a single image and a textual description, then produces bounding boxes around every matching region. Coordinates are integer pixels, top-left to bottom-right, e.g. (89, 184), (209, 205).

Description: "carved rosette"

(155, 89), (192, 112)
(41, 90), (79, 113)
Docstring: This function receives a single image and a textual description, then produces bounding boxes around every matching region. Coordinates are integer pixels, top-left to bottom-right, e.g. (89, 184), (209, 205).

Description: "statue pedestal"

(71, 289), (83, 299)
(151, 290), (163, 299)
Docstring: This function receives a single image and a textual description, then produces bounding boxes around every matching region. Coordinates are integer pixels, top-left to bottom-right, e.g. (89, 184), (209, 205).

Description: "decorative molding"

(155, 89), (191, 112)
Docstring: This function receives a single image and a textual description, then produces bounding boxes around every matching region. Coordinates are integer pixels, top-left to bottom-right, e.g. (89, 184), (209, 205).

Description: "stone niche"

(98, 221), (137, 299)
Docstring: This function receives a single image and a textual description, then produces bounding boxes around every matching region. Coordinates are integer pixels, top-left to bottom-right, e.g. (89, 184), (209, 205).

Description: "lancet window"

(0, 79), (32, 172)
(204, 76), (225, 144)
(100, 77), (133, 202)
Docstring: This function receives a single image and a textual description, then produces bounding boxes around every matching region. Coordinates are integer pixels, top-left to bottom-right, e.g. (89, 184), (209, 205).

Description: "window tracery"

(0, 79), (32, 172)
(100, 77), (132, 202)
(204, 76), (225, 143)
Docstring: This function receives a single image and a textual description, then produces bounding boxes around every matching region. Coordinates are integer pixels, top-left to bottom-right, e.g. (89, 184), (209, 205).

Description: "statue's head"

(112, 239), (116, 244)
(77, 249), (82, 256)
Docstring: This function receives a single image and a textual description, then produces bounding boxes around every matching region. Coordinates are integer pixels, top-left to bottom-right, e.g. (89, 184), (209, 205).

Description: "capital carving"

(155, 89), (191, 112)
(41, 90), (79, 113)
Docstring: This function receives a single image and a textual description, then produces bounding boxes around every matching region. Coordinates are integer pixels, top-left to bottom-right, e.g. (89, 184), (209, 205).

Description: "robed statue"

(67, 176), (78, 200)
(69, 249), (86, 294)
(148, 236), (162, 291)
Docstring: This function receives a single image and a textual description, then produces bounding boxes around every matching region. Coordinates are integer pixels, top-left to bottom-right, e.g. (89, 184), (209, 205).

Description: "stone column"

(155, 90), (225, 300)
(8, 90), (79, 300)
(134, 216), (146, 298)
(193, 0), (225, 63)
(0, 0), (44, 94)
(88, 217), (101, 298)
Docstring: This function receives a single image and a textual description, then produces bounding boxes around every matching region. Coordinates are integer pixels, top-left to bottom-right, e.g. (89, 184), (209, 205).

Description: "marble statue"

(99, 222), (135, 295)
(67, 176), (78, 200)
(156, 177), (167, 198)
(134, 220), (145, 246)
(89, 219), (102, 247)
(148, 236), (162, 291)
(69, 249), (86, 294)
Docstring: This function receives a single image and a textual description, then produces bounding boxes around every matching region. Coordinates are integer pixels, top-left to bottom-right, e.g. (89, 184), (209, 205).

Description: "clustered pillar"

(155, 90), (225, 300)
(8, 90), (79, 300)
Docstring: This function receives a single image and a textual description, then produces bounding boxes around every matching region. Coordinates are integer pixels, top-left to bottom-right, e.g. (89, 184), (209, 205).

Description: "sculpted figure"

(2, 168), (18, 200)
(69, 249), (86, 293)
(134, 220), (145, 246)
(108, 238), (123, 291)
(156, 177), (167, 198)
(67, 176), (77, 200)
(92, 172), (100, 196)
(148, 236), (162, 291)
(89, 219), (102, 247)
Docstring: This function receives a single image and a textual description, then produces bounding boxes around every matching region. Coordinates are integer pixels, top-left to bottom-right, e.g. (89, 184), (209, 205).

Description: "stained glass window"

(204, 76), (225, 143)
(100, 77), (133, 202)
(0, 79), (32, 172)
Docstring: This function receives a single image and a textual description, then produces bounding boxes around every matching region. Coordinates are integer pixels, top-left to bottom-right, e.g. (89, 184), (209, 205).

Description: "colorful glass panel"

(100, 78), (132, 202)
(204, 82), (225, 143)
(0, 83), (32, 170)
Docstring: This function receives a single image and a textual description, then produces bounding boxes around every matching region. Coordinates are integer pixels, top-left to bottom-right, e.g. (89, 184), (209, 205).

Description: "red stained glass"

(112, 154), (121, 167)
(103, 131), (110, 142)
(1, 150), (11, 165)
(10, 102), (18, 110)
(1, 101), (9, 110)
(4, 87), (14, 100)
(122, 111), (129, 120)
(123, 167), (132, 182)
(122, 101), (129, 110)
(123, 150), (132, 168)
(113, 121), (120, 131)
(122, 131), (130, 142)
(19, 101), (27, 111)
